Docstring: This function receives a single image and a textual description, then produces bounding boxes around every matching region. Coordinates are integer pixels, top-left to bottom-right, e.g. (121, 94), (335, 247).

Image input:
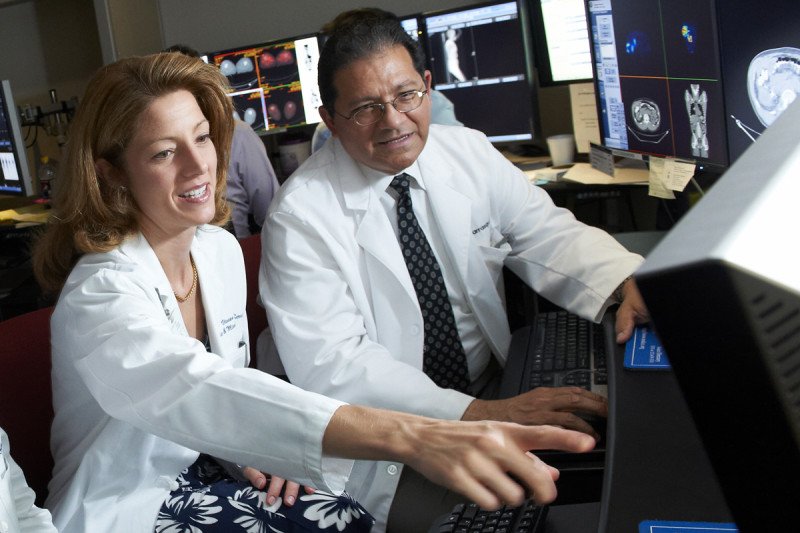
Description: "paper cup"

(547, 134), (576, 167)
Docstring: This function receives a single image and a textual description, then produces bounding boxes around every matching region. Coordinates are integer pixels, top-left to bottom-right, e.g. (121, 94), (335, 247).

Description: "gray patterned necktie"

(390, 173), (470, 392)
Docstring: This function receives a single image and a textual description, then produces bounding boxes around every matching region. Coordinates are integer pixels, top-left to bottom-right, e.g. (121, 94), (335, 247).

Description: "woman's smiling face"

(113, 89), (218, 240)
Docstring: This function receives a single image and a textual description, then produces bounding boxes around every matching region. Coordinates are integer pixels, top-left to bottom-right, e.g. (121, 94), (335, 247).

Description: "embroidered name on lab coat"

(220, 313), (244, 336)
(472, 221), (490, 235)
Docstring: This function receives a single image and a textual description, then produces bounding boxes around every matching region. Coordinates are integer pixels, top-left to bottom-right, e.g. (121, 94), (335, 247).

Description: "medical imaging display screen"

(532, 0), (594, 85)
(206, 35), (322, 135)
(400, 15), (421, 41)
(717, 0), (800, 165)
(423, 1), (535, 142)
(0, 81), (28, 195)
(588, 0), (728, 168)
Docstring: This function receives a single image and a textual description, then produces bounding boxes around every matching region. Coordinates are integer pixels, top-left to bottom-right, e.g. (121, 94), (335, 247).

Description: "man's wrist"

(612, 275), (633, 304)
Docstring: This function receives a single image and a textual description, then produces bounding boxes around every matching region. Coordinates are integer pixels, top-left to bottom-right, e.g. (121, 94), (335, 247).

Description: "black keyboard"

(527, 310), (608, 395)
(499, 310), (611, 400)
(433, 501), (547, 533)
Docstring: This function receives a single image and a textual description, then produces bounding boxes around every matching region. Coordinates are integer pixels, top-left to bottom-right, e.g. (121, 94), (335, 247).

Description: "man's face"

(321, 45), (432, 175)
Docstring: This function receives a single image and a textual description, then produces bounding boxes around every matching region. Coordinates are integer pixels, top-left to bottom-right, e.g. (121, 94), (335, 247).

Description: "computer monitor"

(717, 0), (800, 166)
(635, 99), (800, 531)
(528, 0), (593, 86)
(399, 14), (422, 41)
(421, 0), (540, 143)
(205, 34), (323, 135)
(587, 0), (728, 171)
(0, 80), (33, 197)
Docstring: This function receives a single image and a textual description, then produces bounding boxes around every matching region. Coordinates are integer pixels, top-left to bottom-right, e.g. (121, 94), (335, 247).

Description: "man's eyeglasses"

(335, 89), (428, 126)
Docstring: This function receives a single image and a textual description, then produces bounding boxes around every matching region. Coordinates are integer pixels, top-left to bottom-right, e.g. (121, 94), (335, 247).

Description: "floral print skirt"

(154, 454), (374, 532)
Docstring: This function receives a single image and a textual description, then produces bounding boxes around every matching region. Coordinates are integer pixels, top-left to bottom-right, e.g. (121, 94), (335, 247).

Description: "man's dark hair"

(318, 8), (426, 113)
(163, 44), (201, 58)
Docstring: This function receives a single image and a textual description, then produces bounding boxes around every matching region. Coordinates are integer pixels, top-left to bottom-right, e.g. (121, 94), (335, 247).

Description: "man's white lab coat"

(263, 125), (643, 530)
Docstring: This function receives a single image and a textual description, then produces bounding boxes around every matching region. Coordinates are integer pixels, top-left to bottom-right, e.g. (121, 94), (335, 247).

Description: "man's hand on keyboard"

(461, 386), (608, 439)
(615, 277), (650, 344)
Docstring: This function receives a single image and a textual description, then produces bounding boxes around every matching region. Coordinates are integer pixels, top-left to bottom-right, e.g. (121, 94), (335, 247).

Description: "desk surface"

(0, 201), (50, 225)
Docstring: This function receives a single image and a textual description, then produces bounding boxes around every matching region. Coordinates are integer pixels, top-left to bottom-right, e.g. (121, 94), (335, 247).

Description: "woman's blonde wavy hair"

(33, 52), (234, 294)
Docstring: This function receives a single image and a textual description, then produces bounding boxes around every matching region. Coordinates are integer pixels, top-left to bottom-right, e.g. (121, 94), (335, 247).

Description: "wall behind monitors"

(717, 0), (800, 165)
(588, 0), (728, 170)
(0, 80), (33, 196)
(422, 1), (538, 143)
(204, 34), (322, 135)
(529, 0), (593, 86)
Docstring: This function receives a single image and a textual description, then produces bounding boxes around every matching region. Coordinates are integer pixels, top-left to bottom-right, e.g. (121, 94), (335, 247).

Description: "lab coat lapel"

(334, 149), (419, 309)
(421, 157), (472, 287)
(420, 155), (511, 362)
(191, 232), (227, 354)
(120, 234), (188, 336)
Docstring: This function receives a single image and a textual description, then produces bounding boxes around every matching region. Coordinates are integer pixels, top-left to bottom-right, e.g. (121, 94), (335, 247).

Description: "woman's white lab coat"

(0, 428), (57, 533)
(45, 226), (352, 532)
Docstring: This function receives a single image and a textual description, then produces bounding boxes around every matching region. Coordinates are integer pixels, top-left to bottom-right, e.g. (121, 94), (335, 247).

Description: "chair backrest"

(0, 306), (54, 505)
(239, 235), (266, 367)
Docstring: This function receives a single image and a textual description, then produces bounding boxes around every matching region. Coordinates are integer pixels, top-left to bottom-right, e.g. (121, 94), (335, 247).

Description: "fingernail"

(268, 495), (276, 505)
(286, 495), (295, 505)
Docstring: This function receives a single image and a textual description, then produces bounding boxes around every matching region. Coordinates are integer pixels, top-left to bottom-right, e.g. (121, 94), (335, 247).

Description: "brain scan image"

(283, 100), (297, 120)
(276, 49), (295, 66)
(625, 31), (651, 56)
(259, 52), (276, 70)
(681, 24), (696, 54)
(260, 46), (300, 85)
(243, 107), (257, 125)
(627, 98), (669, 143)
(267, 102), (282, 122)
(747, 47), (800, 127)
(685, 83), (709, 157)
(219, 59), (236, 77)
(217, 54), (258, 90)
(235, 57), (254, 74)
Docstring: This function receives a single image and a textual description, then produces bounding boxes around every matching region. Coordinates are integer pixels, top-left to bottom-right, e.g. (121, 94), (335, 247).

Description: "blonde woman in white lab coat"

(30, 53), (593, 533)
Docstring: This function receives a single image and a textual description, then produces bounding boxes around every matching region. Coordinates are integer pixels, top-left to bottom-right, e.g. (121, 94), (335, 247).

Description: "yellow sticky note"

(664, 159), (696, 192)
(648, 157), (675, 199)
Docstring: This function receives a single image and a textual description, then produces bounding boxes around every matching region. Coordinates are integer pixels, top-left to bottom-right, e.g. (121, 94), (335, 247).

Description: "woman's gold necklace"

(174, 256), (197, 303)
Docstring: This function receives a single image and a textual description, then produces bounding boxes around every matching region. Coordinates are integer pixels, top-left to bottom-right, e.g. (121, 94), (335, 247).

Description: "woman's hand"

(241, 468), (314, 507)
(401, 420), (594, 510)
(323, 406), (596, 511)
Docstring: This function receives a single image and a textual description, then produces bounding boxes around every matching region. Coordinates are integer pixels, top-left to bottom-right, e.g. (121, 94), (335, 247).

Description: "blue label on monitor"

(624, 324), (670, 369)
(639, 520), (738, 532)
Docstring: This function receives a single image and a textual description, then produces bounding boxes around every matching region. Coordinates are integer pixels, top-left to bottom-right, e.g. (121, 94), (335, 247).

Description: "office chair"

(0, 305), (55, 505)
(239, 235), (266, 368)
